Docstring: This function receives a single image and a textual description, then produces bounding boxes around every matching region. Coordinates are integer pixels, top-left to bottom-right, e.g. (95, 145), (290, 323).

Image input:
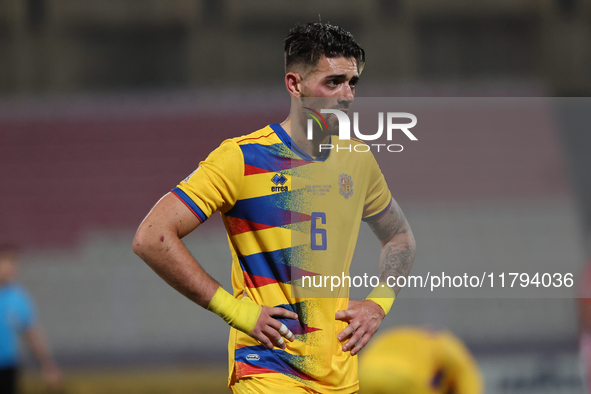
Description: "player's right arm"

(132, 141), (296, 350)
(133, 194), (296, 349)
(132, 192), (218, 308)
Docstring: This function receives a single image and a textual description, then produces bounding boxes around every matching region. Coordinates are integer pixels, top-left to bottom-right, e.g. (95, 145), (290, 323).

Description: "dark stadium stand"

(0, 96), (569, 250)
(0, 109), (282, 247)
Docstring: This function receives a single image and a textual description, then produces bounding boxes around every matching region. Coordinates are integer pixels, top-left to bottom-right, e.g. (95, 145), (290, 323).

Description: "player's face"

(300, 56), (359, 134)
(301, 56), (359, 98)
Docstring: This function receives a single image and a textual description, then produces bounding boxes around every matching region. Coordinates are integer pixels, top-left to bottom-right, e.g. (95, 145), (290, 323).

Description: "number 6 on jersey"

(311, 212), (327, 250)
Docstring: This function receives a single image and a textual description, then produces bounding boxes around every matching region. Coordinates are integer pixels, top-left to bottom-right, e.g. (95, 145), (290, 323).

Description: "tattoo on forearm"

(379, 241), (415, 294)
(368, 201), (416, 295)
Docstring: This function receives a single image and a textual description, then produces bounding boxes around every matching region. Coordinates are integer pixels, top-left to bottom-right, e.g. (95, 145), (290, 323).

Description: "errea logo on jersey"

(304, 109), (417, 153)
(271, 173), (288, 192)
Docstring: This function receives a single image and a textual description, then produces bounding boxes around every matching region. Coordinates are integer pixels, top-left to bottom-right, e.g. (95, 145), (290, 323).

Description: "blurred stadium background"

(2, 1), (591, 393)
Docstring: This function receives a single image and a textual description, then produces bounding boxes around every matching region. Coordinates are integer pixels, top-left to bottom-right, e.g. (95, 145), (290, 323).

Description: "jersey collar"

(269, 123), (331, 162)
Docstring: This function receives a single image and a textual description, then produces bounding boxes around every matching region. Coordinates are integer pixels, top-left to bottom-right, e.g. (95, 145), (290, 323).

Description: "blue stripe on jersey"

(273, 302), (321, 336)
(238, 248), (291, 283)
(270, 123), (331, 162)
(225, 191), (304, 227)
(240, 143), (293, 172)
(235, 345), (313, 380)
(362, 197), (393, 222)
(171, 187), (208, 223)
(235, 345), (292, 375)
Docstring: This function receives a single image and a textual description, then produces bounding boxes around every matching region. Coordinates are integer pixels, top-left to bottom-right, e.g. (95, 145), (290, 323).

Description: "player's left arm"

(368, 197), (416, 295)
(335, 199), (416, 356)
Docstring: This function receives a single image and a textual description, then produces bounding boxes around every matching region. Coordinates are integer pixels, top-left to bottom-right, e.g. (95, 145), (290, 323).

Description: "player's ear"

(285, 72), (303, 97)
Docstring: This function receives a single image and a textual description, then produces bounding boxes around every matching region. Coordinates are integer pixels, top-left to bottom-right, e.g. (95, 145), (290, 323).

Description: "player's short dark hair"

(284, 22), (365, 74)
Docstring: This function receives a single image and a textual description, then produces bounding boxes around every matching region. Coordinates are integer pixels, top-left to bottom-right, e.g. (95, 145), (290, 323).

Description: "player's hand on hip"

(251, 306), (298, 350)
(335, 300), (385, 356)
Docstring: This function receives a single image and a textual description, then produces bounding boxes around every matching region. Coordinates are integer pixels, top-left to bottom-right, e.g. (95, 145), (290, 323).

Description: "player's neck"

(281, 116), (329, 159)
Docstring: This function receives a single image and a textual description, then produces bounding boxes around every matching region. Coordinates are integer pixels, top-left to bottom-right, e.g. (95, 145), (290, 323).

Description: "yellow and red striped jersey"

(173, 123), (392, 393)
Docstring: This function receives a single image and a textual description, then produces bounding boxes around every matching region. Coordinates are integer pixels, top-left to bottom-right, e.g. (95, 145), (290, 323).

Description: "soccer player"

(133, 22), (416, 393)
(359, 327), (483, 393)
(0, 245), (62, 394)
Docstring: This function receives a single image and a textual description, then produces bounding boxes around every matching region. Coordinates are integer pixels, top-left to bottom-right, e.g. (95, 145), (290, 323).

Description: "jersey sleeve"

(172, 140), (244, 222)
(362, 153), (393, 221)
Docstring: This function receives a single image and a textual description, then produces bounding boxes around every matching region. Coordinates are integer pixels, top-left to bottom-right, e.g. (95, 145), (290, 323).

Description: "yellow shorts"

(232, 376), (321, 394)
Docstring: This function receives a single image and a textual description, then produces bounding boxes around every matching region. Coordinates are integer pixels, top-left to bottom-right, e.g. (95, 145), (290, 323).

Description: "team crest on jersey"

(339, 174), (353, 199)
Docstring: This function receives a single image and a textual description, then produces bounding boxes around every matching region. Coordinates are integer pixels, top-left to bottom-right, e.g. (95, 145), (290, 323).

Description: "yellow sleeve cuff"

(366, 283), (396, 316)
(207, 287), (262, 335)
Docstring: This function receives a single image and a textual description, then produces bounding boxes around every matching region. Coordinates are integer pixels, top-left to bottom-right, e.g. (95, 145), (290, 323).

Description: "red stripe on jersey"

(290, 265), (320, 281)
(226, 216), (275, 236)
(242, 271), (256, 288)
(292, 211), (312, 223)
(235, 361), (279, 378)
(236, 131), (276, 144)
(291, 158), (315, 169)
(244, 164), (272, 176)
(244, 272), (279, 288)
(235, 361), (316, 382)
(301, 325), (322, 334)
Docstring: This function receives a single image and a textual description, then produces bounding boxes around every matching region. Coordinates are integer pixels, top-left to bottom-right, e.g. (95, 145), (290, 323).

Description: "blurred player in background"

(559, 99), (591, 394)
(577, 260), (591, 393)
(359, 326), (483, 394)
(133, 22), (415, 393)
(0, 245), (62, 394)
